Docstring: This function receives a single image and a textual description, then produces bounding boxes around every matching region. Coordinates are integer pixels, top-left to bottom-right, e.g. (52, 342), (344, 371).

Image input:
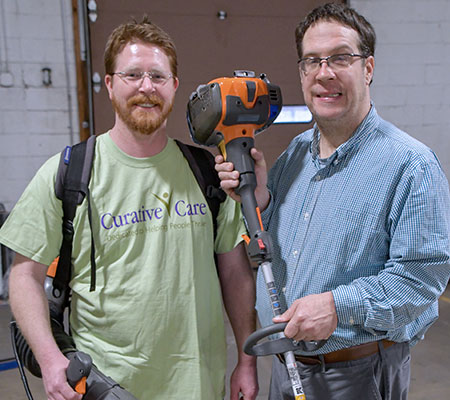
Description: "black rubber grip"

(243, 323), (327, 356)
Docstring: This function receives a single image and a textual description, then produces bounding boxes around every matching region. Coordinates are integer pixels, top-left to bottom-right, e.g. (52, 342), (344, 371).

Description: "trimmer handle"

(66, 351), (92, 394)
(225, 137), (274, 263)
(66, 351), (138, 399)
(225, 137), (265, 236)
(225, 137), (256, 190)
(243, 323), (327, 356)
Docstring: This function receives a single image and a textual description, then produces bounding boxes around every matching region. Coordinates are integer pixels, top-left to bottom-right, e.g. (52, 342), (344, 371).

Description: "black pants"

(269, 342), (411, 400)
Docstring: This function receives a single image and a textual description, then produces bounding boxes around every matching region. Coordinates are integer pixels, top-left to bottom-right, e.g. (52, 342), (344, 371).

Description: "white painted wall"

(0, 0), (449, 212)
(351, 0), (450, 179)
(0, 0), (77, 211)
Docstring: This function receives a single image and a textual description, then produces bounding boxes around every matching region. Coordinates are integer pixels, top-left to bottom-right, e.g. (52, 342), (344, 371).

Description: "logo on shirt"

(152, 191), (173, 216)
(100, 191), (207, 231)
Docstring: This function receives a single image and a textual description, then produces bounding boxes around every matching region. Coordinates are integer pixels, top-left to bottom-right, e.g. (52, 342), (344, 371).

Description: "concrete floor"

(1, 286), (449, 399)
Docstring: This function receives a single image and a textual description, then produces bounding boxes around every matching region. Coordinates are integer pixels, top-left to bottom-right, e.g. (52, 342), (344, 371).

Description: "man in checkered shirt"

(216, 3), (450, 399)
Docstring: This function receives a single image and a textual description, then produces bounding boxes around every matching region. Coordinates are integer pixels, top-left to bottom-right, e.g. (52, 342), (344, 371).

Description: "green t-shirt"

(0, 133), (246, 399)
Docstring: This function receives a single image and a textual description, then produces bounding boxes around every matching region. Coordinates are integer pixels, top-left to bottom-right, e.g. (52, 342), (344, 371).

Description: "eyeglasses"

(298, 53), (366, 74)
(111, 71), (173, 85)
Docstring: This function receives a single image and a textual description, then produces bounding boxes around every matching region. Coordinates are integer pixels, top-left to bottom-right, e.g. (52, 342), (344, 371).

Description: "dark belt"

(277, 340), (396, 365)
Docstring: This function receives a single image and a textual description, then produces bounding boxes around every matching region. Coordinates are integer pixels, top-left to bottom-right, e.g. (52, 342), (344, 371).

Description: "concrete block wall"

(351, 0), (450, 179)
(0, 0), (77, 211)
(0, 0), (449, 212)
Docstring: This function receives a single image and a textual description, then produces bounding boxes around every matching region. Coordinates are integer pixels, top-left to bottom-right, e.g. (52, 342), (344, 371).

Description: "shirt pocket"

(324, 206), (389, 275)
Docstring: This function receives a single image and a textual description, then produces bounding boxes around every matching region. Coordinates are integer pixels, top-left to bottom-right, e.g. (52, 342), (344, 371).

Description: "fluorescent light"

(274, 105), (313, 124)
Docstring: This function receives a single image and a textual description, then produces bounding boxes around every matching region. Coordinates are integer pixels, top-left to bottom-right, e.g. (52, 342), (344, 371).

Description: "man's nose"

(316, 61), (335, 80)
(139, 74), (156, 92)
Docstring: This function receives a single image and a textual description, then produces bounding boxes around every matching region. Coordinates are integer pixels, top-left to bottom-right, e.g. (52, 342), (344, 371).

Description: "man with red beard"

(1, 18), (258, 400)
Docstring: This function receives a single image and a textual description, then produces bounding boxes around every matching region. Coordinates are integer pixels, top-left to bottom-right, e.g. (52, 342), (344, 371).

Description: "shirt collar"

(311, 104), (380, 163)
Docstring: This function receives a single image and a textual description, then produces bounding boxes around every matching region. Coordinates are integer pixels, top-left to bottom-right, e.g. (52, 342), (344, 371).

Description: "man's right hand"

(8, 254), (82, 400)
(41, 352), (82, 400)
(215, 147), (271, 211)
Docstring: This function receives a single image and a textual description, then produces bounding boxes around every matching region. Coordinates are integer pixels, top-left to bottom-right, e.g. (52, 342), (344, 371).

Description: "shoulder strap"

(53, 135), (97, 293)
(174, 140), (226, 239)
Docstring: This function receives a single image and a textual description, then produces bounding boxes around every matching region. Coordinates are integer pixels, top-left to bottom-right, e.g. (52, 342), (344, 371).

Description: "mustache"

(127, 94), (164, 107)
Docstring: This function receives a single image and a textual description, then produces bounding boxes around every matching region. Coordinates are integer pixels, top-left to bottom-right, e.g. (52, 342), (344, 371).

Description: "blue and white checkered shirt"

(257, 106), (450, 353)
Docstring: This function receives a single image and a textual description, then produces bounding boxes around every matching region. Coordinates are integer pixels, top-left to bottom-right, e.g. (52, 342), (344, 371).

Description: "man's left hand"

(273, 291), (338, 342)
(229, 359), (258, 400)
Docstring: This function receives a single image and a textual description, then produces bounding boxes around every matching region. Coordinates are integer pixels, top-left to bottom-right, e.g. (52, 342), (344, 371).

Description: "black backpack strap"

(54, 135), (97, 292)
(175, 140), (226, 239)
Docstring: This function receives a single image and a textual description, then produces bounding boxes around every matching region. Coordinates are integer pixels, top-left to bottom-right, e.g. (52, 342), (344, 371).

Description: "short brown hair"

(295, 3), (376, 59)
(104, 16), (178, 78)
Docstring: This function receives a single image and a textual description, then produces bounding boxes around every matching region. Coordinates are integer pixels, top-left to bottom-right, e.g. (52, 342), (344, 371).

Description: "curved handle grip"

(243, 323), (327, 356)
(66, 351), (92, 394)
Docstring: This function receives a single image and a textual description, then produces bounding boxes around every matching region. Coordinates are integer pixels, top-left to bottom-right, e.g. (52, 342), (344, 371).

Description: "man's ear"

(365, 56), (375, 85)
(105, 74), (113, 100)
(173, 76), (180, 91)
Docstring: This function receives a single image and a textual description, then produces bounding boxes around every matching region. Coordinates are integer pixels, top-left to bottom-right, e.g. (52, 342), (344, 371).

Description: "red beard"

(112, 93), (174, 135)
